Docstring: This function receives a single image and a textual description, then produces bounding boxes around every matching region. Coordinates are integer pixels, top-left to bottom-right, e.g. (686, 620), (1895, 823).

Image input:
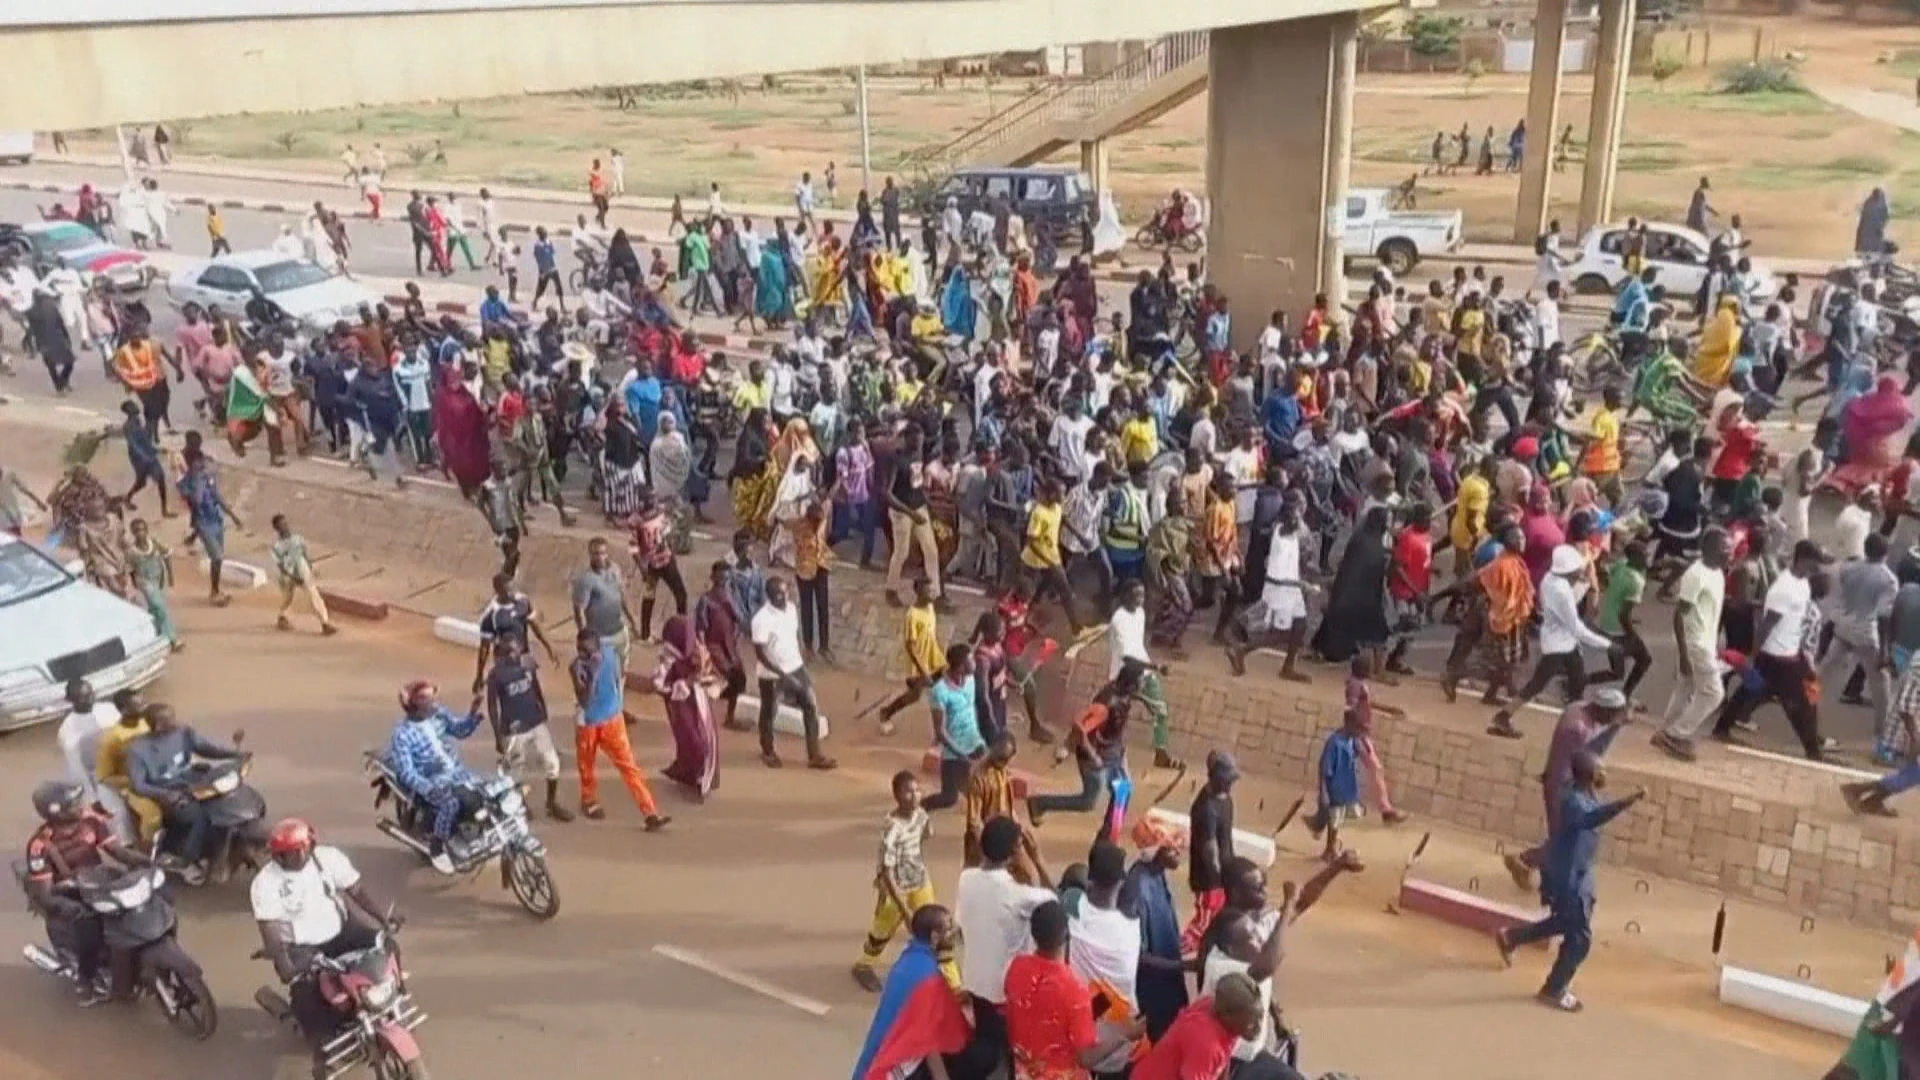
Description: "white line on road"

(54, 405), (103, 418)
(650, 944), (831, 1017)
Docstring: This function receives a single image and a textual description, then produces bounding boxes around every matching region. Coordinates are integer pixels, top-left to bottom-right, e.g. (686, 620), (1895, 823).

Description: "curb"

(205, 557), (268, 590)
(1394, 877), (1544, 937)
(1716, 965), (1867, 1038)
(320, 588), (390, 621)
(1144, 806), (1277, 868)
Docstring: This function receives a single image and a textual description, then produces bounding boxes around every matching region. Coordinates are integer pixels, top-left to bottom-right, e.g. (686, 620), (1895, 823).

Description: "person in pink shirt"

(424, 196), (452, 276)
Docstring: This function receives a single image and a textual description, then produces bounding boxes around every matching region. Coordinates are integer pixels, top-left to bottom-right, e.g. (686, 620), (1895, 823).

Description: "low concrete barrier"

(1717, 965), (1868, 1039)
(320, 588), (390, 621)
(1395, 878), (1545, 937)
(1144, 807), (1278, 868)
(432, 616), (484, 650)
(204, 557), (268, 590)
(737, 693), (833, 741)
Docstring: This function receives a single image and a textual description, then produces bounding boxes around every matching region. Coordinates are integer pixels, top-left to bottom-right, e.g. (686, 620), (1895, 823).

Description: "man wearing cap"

(1504, 685), (1630, 889)
(1183, 750), (1240, 954)
(1714, 539), (1834, 760)
(1490, 544), (1618, 739)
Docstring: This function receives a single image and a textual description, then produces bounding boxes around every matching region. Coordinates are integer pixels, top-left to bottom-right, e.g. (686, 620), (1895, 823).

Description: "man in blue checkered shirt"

(386, 681), (483, 874)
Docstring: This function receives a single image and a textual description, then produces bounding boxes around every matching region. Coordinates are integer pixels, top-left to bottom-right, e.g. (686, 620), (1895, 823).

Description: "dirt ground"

(60, 14), (1920, 258)
(0, 582), (1851, 1080)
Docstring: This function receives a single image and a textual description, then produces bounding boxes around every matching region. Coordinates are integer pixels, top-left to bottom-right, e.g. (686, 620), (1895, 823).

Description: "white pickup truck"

(1339, 188), (1464, 275)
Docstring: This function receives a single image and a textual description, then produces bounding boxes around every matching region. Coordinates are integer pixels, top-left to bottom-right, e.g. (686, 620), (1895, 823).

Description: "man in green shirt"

(270, 513), (338, 636)
(681, 228), (721, 316)
(1596, 539), (1650, 699)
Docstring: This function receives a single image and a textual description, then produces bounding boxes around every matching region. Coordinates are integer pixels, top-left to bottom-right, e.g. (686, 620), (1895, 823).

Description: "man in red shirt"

(1002, 900), (1140, 1079)
(1385, 501), (1436, 676)
(1129, 974), (1264, 1080)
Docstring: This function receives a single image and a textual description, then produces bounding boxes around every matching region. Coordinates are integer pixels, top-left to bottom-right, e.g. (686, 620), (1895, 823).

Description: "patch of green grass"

(1733, 160), (1883, 190)
(1618, 149), (1682, 173)
(1152, 136), (1205, 150)
(1122, 159), (1196, 175)
(1830, 154), (1895, 176)
(1675, 89), (1831, 116)
(1784, 125), (1833, 141)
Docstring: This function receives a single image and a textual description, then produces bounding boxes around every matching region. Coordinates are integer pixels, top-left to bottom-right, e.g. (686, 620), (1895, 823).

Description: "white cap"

(1550, 544), (1585, 576)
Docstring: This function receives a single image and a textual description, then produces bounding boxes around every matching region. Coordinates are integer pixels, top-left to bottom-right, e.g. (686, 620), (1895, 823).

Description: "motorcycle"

(254, 926), (428, 1080)
(13, 861), (218, 1040)
(364, 753), (560, 920)
(151, 757), (271, 886)
(1133, 212), (1205, 254)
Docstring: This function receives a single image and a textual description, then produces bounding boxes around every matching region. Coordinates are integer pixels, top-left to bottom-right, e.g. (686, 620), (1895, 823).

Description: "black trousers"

(639, 561), (689, 639)
(797, 572), (831, 653)
(1514, 650), (1586, 705)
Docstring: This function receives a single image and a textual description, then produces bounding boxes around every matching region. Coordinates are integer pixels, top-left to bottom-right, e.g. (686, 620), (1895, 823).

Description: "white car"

(1564, 222), (1778, 303)
(165, 250), (380, 330)
(0, 535), (169, 732)
(1340, 188), (1464, 275)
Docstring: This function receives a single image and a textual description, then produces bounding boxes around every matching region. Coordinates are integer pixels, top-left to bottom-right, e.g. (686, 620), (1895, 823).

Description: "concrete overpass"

(3, 0), (1379, 348)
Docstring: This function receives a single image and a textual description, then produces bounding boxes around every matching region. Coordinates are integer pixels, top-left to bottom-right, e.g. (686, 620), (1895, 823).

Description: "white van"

(0, 132), (35, 165)
(0, 534), (169, 731)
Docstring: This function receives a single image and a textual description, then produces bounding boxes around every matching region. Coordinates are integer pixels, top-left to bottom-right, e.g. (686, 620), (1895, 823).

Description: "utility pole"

(856, 65), (872, 192)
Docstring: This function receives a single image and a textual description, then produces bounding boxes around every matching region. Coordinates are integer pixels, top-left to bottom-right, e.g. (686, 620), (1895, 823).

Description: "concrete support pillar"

(1577, 0), (1635, 233)
(1079, 138), (1111, 197)
(1512, 0), (1569, 243)
(1205, 12), (1358, 352)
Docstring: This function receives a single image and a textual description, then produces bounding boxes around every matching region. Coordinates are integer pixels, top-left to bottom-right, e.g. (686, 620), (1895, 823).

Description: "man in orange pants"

(569, 630), (671, 830)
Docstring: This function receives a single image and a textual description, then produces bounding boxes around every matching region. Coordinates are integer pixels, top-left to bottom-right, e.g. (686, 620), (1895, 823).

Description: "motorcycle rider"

(386, 681), (486, 874)
(22, 778), (154, 1005)
(124, 704), (245, 885)
(251, 819), (399, 1078)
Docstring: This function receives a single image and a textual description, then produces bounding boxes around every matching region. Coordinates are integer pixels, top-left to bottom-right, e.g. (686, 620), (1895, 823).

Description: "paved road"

(0, 579), (1832, 1080)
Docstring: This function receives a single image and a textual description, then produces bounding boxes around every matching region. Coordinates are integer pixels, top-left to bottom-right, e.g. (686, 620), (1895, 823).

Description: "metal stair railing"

(918, 31), (1209, 175)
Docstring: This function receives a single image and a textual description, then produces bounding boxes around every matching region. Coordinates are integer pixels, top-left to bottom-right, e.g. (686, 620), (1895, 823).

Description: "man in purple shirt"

(1503, 684), (1628, 890)
(832, 418), (878, 567)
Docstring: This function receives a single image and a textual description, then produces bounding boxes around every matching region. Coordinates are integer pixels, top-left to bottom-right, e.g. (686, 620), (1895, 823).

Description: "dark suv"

(923, 166), (1094, 246)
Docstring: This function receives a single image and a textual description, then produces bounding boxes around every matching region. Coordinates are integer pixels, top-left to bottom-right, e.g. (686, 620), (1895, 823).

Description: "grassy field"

(66, 16), (1920, 257)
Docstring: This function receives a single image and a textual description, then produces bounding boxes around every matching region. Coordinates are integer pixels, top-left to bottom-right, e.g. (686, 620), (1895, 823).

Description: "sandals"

(1536, 990), (1583, 1013)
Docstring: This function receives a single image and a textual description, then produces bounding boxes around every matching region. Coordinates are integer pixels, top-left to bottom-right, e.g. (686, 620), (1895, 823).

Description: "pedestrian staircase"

(903, 32), (1211, 179)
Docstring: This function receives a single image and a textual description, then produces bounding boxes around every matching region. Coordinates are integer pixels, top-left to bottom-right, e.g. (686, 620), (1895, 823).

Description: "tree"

(1463, 57), (1488, 97)
(1407, 14), (1464, 60)
(1651, 52), (1684, 88)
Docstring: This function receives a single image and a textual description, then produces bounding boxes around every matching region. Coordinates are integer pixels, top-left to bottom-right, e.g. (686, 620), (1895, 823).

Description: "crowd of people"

(12, 137), (1920, 1074)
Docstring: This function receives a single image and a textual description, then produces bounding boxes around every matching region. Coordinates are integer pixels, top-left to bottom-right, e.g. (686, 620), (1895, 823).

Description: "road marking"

(650, 944), (831, 1017)
(53, 405), (103, 418)
(1723, 744), (1878, 782)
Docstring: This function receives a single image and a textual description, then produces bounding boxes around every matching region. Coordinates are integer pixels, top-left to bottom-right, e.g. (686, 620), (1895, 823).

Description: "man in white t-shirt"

(1048, 399), (1095, 485)
(1108, 579), (1151, 680)
(750, 577), (833, 769)
(1714, 539), (1832, 759)
(1653, 528), (1730, 760)
(1534, 280), (1563, 352)
(955, 816), (1055, 1064)
(251, 818), (397, 1065)
(55, 679), (119, 814)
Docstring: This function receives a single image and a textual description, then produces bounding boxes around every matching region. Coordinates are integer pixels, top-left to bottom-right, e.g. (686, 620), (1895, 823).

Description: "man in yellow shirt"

(731, 357), (770, 415)
(94, 693), (161, 843)
(874, 577), (944, 737)
(1020, 477), (1082, 634)
(1450, 456), (1497, 579)
(1579, 385), (1626, 505)
(1119, 404), (1160, 468)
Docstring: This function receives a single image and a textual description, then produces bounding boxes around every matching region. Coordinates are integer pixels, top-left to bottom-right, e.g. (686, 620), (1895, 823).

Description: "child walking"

(850, 770), (955, 993)
(270, 513), (338, 636)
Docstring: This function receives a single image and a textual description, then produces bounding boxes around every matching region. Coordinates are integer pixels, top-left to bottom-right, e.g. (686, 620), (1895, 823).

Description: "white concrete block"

(61, 558), (83, 576)
(1146, 807), (1276, 868)
(432, 616), (484, 650)
(737, 694), (831, 741)
(202, 557), (267, 590)
(1717, 965), (1868, 1039)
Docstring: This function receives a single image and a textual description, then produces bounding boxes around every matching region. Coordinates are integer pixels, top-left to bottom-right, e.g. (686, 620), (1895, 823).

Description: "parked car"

(1339, 188), (1463, 275)
(165, 251), (380, 330)
(0, 220), (153, 293)
(1564, 221), (1778, 302)
(0, 535), (170, 732)
(0, 132), (33, 165)
(922, 166), (1095, 246)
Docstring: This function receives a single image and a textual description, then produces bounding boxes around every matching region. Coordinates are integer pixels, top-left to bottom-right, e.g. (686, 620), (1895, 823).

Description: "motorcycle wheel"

(1176, 231), (1204, 254)
(503, 847), (561, 920)
(151, 951), (218, 1041)
(371, 1043), (430, 1080)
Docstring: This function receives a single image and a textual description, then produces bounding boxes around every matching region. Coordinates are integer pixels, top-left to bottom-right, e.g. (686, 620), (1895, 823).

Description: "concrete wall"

(0, 0), (1374, 130)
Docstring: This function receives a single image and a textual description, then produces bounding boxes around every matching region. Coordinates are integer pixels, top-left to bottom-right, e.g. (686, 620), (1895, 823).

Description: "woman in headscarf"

(48, 432), (129, 599)
(650, 410), (694, 508)
(756, 223), (794, 328)
(606, 227), (642, 288)
(1857, 187), (1892, 257)
(1311, 505), (1393, 665)
(1693, 295), (1742, 390)
(1519, 483), (1565, 590)
(430, 364), (491, 498)
(853, 189), (878, 245)
(623, 356), (665, 446)
(767, 419), (818, 568)
(938, 262), (976, 342)
(1145, 485), (1196, 652)
(729, 408), (777, 539)
(600, 395), (647, 521)
(805, 230), (847, 322)
(654, 615), (719, 800)
(1837, 375), (1916, 486)
(1561, 476), (1613, 554)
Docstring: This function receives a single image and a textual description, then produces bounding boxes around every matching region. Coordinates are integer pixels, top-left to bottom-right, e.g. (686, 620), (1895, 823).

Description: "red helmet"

(267, 818), (316, 855)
